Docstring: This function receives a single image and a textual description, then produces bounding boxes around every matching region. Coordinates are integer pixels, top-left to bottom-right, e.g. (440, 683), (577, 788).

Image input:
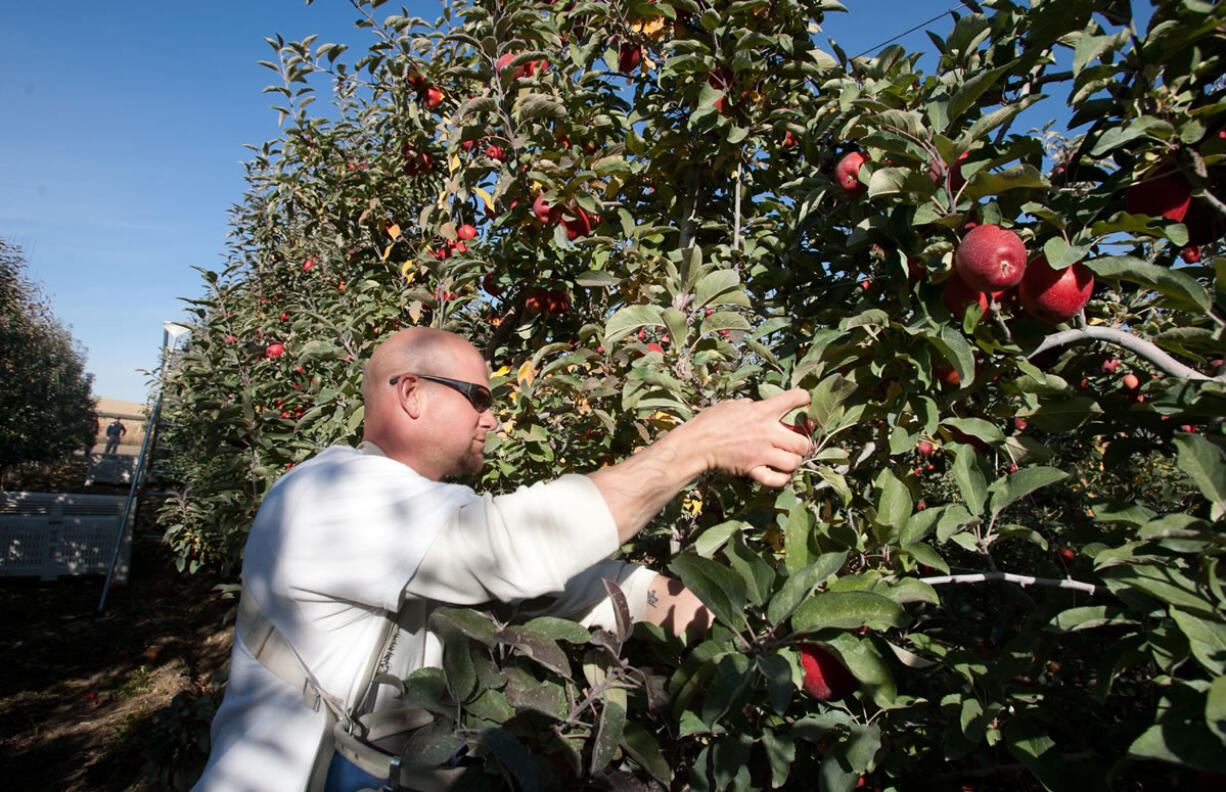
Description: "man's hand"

(676, 389), (813, 485)
(588, 388), (811, 543)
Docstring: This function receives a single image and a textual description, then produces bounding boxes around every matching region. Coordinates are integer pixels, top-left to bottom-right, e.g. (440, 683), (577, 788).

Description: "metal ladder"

(97, 322), (191, 612)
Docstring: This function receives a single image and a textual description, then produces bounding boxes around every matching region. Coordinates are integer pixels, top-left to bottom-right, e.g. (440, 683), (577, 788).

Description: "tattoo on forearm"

(647, 589), (658, 608)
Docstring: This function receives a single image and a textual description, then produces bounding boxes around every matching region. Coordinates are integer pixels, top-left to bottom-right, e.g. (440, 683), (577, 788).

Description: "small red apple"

(784, 413), (817, 437)
(618, 42), (642, 74)
(457, 223), (477, 240)
(495, 53), (516, 73)
(917, 439), (934, 456)
(302, 259), (315, 272)
(1126, 169), (1191, 222)
(955, 224), (1028, 293)
(646, 342), (664, 354)
(941, 273), (989, 319)
(1180, 245), (1202, 264)
(265, 343), (285, 358)
(1101, 358), (1119, 374)
(562, 207), (595, 239)
(533, 194), (558, 224)
(1057, 546), (1076, 562)
(424, 86), (443, 108)
(835, 151), (868, 197)
(1121, 373), (1140, 390)
(799, 644), (860, 700)
(933, 363), (961, 387)
(485, 144), (506, 161)
(1017, 254), (1094, 323)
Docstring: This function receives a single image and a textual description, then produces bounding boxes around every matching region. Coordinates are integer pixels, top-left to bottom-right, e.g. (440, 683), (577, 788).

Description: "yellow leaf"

(381, 243), (395, 261)
(631, 16), (668, 39)
(651, 411), (679, 426)
(387, 223), (401, 240)
(517, 360), (535, 387)
(449, 154), (461, 173)
(493, 365), (511, 377)
(474, 187), (494, 211)
(682, 492), (702, 516)
(409, 301), (422, 322)
(401, 260), (416, 278)
(1089, 316), (1106, 325)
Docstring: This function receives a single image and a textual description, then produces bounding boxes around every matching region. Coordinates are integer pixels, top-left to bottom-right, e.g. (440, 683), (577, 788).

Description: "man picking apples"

(195, 327), (811, 792)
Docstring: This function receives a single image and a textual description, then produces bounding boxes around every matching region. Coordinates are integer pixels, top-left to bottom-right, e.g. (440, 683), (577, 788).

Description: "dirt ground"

(0, 536), (234, 791)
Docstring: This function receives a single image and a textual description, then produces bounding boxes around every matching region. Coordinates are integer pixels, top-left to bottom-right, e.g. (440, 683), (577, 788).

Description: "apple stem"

(1027, 325), (1218, 381)
(918, 571), (1098, 595)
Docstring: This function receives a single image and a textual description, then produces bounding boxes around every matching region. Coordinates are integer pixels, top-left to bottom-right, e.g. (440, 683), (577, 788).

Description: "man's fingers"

(750, 465), (793, 488)
(761, 388), (811, 418)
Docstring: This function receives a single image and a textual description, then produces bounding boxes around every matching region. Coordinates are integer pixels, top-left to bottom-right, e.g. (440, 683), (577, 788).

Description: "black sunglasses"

(388, 372), (493, 413)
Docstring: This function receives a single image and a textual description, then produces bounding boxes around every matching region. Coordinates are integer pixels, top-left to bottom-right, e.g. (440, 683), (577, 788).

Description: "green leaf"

(669, 553), (747, 629)
(953, 445), (988, 516)
(929, 327), (976, 385)
(622, 722), (671, 786)
(478, 728), (541, 790)
(824, 633), (897, 708)
(965, 164), (1047, 199)
(694, 519), (742, 558)
(1208, 676), (1226, 743)
(497, 626), (571, 678)
(1085, 256), (1211, 313)
(1002, 716), (1067, 789)
(1046, 605), (1137, 633)
(1175, 433), (1226, 520)
(758, 652), (794, 715)
(694, 269), (744, 308)
(874, 468), (912, 532)
(767, 552), (848, 625)
(725, 531), (776, 607)
(590, 695), (627, 774)
(430, 607), (497, 646)
(699, 311), (752, 335)
(791, 591), (908, 633)
(784, 503), (817, 574)
(1170, 608), (1226, 676)
(296, 339), (344, 362)
(604, 304), (664, 344)
(1129, 685), (1226, 773)
(987, 466), (1068, 516)
(521, 616), (591, 644)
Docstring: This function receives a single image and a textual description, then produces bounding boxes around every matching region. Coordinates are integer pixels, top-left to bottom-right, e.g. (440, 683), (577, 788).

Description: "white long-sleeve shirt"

(195, 444), (655, 792)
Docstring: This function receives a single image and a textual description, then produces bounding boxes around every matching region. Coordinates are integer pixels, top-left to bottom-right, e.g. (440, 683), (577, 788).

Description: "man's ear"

(397, 377), (425, 420)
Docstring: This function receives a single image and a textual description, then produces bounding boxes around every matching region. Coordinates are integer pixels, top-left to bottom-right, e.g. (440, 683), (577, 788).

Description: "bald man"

(196, 328), (811, 792)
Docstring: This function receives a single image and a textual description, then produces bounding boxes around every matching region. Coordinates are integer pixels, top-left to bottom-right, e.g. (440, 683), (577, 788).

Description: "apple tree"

(157, 0), (1226, 789)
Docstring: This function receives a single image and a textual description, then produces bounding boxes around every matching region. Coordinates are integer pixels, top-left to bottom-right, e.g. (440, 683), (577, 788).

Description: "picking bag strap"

(331, 715), (470, 792)
(235, 588), (352, 727)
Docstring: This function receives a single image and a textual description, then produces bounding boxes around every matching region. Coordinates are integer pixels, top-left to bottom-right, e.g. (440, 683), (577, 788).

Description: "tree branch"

(918, 571), (1098, 595)
(1027, 325), (1219, 381)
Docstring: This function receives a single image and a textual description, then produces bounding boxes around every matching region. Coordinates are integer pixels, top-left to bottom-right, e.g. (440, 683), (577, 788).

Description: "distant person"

(104, 419), (126, 455)
(86, 415), (99, 455)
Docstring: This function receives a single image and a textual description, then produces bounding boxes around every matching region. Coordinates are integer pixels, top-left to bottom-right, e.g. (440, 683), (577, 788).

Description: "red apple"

(482, 272), (501, 297)
(1101, 358), (1119, 374)
(1057, 546), (1076, 562)
(799, 644), (860, 700)
(835, 151), (868, 197)
(1017, 254), (1094, 323)
(1126, 169), (1191, 222)
(933, 363), (961, 386)
(618, 42), (642, 74)
(533, 194), (558, 224)
(302, 259), (315, 272)
(1122, 373), (1140, 390)
(265, 343), (285, 359)
(1180, 245), (1202, 264)
(457, 224), (477, 240)
(917, 439), (934, 456)
(942, 273), (989, 319)
(424, 86), (443, 108)
(495, 53), (516, 73)
(955, 224), (1028, 293)
(562, 207), (595, 239)
(485, 144), (506, 161)
(928, 150), (969, 192)
(646, 342), (664, 354)
(784, 413), (817, 437)
(1184, 200), (1226, 245)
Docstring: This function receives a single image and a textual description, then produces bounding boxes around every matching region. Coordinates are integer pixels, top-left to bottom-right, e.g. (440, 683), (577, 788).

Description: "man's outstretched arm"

(587, 389), (812, 544)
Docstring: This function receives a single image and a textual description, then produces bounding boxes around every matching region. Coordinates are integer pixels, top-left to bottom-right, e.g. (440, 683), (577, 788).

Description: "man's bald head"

(361, 328), (495, 478)
(361, 327), (472, 407)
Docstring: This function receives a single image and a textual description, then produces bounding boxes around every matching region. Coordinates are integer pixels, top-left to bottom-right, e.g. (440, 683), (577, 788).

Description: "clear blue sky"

(0, 1), (1052, 403)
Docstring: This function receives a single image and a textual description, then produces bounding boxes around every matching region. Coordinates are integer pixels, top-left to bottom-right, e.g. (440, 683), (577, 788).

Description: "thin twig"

(919, 571), (1098, 595)
(1027, 325), (1220, 381)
